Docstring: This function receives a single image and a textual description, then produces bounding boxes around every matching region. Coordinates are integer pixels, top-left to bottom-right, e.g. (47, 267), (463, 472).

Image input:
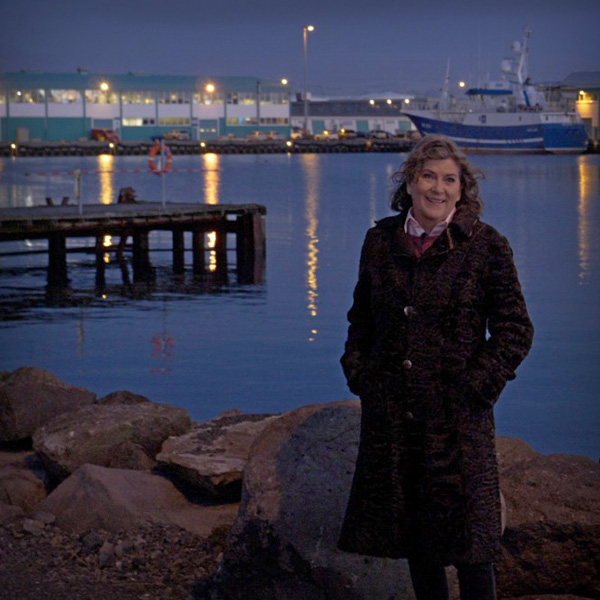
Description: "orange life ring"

(148, 142), (173, 175)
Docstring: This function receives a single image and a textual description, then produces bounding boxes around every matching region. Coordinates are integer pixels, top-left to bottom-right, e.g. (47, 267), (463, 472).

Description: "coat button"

(402, 359), (413, 370)
(404, 411), (414, 420)
(403, 306), (416, 318)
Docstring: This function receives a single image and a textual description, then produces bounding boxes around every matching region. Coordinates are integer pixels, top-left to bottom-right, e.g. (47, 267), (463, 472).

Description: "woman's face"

(407, 158), (462, 232)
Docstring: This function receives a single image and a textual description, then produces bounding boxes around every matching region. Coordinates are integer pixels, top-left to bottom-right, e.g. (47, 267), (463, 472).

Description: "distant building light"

(458, 81), (466, 88)
(100, 82), (109, 92)
(205, 83), (216, 93)
(369, 99), (375, 105)
(281, 78), (289, 85)
(386, 99), (392, 105)
(404, 98), (410, 104)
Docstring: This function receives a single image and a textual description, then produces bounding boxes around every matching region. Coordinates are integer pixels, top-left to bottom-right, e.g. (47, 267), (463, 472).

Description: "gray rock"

(0, 499), (24, 523)
(99, 390), (151, 405)
(497, 437), (600, 598)
(98, 540), (116, 568)
(32, 400), (192, 480)
(206, 401), (415, 600)
(157, 412), (279, 501)
(23, 517), (45, 536)
(0, 465), (46, 512)
(37, 463), (239, 537)
(0, 367), (96, 442)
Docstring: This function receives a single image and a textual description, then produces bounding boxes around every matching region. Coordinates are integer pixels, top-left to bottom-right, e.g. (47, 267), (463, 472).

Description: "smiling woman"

(338, 134), (533, 600)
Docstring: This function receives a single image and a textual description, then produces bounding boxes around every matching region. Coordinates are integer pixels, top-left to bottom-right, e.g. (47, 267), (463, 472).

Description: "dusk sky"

(1, 0), (599, 96)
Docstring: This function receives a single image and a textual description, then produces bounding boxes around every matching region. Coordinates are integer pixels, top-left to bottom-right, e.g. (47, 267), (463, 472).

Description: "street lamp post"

(302, 25), (315, 135)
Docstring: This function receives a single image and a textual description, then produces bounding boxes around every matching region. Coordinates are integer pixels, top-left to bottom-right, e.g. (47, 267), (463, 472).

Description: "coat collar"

(374, 205), (481, 258)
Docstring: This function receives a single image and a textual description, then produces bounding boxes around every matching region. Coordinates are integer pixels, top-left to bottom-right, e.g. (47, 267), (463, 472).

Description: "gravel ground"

(0, 516), (228, 600)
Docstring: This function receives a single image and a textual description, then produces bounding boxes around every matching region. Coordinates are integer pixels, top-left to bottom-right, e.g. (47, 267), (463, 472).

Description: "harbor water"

(0, 152), (599, 459)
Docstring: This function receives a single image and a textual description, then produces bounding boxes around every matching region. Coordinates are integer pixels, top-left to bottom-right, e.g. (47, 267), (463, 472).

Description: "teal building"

(0, 71), (291, 142)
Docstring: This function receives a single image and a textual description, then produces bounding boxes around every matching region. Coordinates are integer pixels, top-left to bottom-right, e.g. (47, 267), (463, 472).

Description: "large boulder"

(0, 466), (46, 513)
(497, 437), (600, 598)
(33, 400), (192, 480)
(202, 401), (600, 600)
(203, 401), (415, 600)
(0, 367), (96, 442)
(37, 463), (239, 537)
(157, 410), (280, 501)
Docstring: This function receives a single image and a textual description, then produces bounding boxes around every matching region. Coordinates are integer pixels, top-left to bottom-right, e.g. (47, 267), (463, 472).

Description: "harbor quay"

(0, 136), (414, 157)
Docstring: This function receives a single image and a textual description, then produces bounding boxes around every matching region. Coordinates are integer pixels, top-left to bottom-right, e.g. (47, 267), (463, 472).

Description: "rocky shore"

(1, 367), (599, 600)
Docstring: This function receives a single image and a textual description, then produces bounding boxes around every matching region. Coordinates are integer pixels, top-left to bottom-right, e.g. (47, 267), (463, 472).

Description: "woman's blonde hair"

(391, 134), (484, 214)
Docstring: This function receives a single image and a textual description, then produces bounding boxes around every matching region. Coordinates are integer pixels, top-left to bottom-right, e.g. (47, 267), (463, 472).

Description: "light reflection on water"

(0, 152), (599, 459)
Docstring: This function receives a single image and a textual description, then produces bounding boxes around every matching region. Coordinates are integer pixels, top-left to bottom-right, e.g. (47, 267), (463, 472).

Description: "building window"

(226, 117), (259, 126)
(48, 89), (82, 104)
(159, 117), (191, 126)
(260, 92), (289, 105)
(157, 91), (190, 104)
(121, 90), (155, 105)
(9, 89), (45, 103)
(193, 92), (224, 105)
(259, 117), (289, 125)
(238, 92), (257, 106)
(85, 89), (119, 104)
(123, 118), (156, 126)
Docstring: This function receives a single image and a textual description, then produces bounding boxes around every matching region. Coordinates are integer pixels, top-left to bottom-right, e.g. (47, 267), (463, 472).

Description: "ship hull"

(403, 111), (588, 154)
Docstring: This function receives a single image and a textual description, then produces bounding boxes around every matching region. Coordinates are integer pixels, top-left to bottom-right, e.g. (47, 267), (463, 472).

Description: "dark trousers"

(408, 559), (497, 600)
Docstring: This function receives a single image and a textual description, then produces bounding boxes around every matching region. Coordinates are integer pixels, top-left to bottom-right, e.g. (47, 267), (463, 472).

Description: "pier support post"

(47, 233), (68, 288)
(132, 231), (152, 283)
(172, 229), (185, 274)
(95, 235), (106, 290)
(236, 212), (266, 284)
(192, 227), (205, 275)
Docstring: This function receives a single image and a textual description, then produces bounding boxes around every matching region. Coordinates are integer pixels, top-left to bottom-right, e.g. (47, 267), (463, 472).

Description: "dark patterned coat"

(338, 206), (533, 565)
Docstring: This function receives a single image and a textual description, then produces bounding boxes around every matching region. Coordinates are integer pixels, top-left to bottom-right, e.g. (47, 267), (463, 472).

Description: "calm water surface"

(0, 152), (599, 459)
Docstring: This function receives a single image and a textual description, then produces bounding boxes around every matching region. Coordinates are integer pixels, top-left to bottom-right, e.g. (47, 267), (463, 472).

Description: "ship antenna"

(440, 58), (451, 110)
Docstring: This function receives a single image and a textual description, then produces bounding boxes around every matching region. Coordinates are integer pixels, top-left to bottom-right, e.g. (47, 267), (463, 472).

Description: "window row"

(226, 116), (289, 126)
(4, 89), (290, 105)
(122, 117), (192, 126)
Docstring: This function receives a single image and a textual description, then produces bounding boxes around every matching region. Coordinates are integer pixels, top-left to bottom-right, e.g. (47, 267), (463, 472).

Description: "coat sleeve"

(340, 232), (375, 396)
(458, 231), (534, 407)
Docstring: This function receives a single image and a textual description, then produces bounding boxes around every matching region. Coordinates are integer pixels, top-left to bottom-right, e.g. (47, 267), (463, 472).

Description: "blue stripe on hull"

(406, 114), (587, 153)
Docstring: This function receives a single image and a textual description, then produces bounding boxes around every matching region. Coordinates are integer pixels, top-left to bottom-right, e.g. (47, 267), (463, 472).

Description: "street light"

(302, 24), (315, 134)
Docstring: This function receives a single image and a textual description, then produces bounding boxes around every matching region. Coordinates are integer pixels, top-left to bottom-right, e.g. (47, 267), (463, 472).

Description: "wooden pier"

(0, 202), (266, 288)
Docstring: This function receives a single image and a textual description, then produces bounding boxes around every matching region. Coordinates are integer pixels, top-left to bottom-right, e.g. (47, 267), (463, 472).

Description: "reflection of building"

(562, 72), (600, 143)
(291, 95), (415, 136)
(0, 71), (290, 142)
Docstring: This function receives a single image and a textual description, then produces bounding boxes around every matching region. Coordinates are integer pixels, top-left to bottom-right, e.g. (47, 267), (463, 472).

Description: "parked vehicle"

(314, 130), (339, 141)
(164, 129), (191, 141)
(338, 128), (357, 139)
(91, 128), (120, 143)
(368, 130), (392, 139)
